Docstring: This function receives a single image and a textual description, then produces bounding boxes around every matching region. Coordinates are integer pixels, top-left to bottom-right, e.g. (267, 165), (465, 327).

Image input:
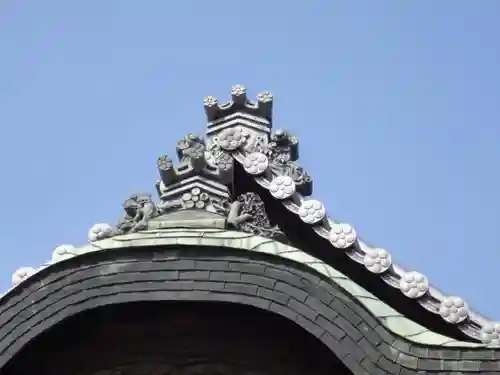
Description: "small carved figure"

(206, 140), (233, 171)
(115, 193), (157, 234)
(282, 162), (311, 186)
(243, 132), (267, 154)
(268, 128), (299, 162)
(270, 128), (291, 144)
(214, 192), (284, 239)
(266, 129), (312, 195)
(205, 140), (222, 165)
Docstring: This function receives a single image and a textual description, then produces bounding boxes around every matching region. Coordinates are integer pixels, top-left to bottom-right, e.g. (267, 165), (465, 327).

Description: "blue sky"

(0, 1), (499, 319)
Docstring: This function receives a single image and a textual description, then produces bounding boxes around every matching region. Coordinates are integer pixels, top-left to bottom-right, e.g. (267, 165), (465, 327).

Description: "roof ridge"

(3, 228), (486, 348)
(3, 85), (498, 347)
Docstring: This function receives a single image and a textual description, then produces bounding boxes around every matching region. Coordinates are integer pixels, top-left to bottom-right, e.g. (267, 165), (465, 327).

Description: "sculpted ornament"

(268, 128), (299, 162)
(265, 129), (312, 196)
(115, 193), (158, 235)
(206, 140), (233, 172)
(243, 132), (267, 154)
(213, 192), (285, 240)
(88, 223), (114, 242)
(51, 244), (77, 262)
(439, 296), (469, 324)
(399, 271), (429, 299)
(181, 187), (210, 209)
(217, 127), (245, 151)
(176, 133), (206, 170)
(158, 131), (235, 190)
(12, 267), (36, 287)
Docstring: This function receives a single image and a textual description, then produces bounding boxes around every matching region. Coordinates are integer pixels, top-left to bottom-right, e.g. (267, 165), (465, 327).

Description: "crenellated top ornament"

(93, 86), (310, 242)
(156, 132), (232, 188)
(203, 84), (273, 123)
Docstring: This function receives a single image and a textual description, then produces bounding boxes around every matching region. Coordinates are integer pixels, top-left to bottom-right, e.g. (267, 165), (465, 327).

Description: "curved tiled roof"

(0, 225), (485, 348)
(3, 85), (499, 347)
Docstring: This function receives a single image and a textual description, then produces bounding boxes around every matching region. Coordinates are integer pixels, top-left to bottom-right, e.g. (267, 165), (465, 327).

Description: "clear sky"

(0, 1), (499, 319)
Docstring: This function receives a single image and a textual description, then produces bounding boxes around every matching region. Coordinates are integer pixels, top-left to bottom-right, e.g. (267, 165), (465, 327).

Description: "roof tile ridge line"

(1, 228), (480, 348)
(227, 142), (499, 347)
(4, 229), (261, 297)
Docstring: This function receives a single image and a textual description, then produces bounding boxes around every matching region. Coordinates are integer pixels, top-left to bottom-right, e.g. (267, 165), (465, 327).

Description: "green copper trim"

(61, 228), (480, 348)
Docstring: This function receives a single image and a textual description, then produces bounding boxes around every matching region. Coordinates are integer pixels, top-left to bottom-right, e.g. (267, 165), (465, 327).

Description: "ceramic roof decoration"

(1, 85), (499, 375)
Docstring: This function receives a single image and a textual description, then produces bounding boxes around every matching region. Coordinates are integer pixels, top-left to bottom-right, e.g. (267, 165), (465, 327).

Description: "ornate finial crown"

(203, 84), (274, 124)
(83, 85), (310, 243)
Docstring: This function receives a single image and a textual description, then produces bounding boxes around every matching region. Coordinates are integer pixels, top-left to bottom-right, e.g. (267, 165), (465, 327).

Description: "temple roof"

(9, 222), (487, 349)
(3, 85), (499, 348)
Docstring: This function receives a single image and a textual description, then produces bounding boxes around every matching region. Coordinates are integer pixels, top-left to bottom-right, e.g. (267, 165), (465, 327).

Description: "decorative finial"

(257, 91), (273, 103)
(203, 96), (219, 120)
(157, 155), (176, 186)
(203, 85), (274, 123)
(257, 91), (273, 119)
(231, 84), (247, 104)
(203, 95), (218, 108)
